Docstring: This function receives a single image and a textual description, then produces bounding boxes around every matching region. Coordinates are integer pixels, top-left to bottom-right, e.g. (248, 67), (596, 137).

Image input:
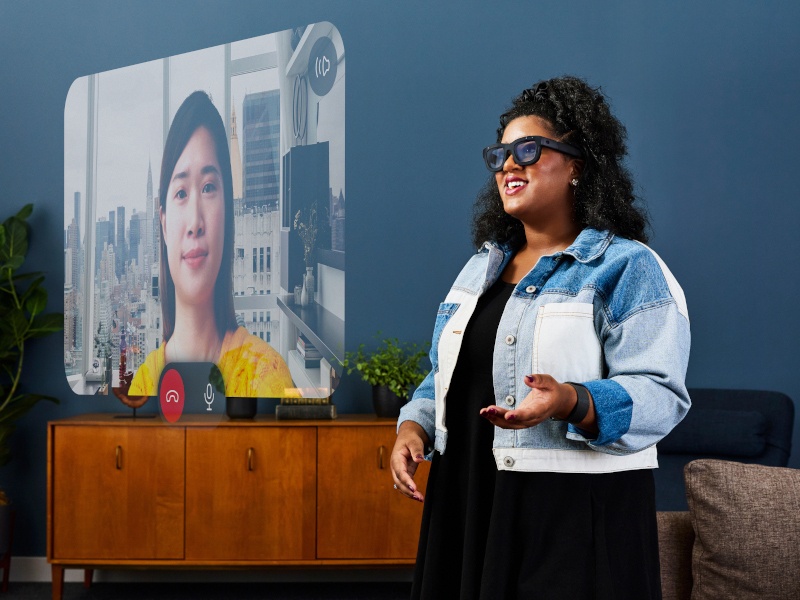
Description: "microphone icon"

(204, 383), (214, 411)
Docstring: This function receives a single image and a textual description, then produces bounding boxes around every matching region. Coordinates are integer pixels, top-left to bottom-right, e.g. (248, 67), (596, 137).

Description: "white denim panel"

(532, 302), (603, 383)
(435, 289), (480, 436)
(493, 445), (658, 473)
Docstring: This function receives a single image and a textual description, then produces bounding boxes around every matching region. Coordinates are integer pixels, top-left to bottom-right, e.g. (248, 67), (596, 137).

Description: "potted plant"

(343, 335), (429, 418)
(293, 205), (318, 305)
(0, 204), (62, 554)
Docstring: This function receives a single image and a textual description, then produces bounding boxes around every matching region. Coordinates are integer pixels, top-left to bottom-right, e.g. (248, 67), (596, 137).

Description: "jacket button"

(504, 395), (515, 406)
(505, 334), (516, 345)
(503, 456), (515, 468)
(526, 285), (537, 294)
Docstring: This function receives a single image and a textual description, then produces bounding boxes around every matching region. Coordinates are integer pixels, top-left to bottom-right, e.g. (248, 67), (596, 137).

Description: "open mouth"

(504, 176), (528, 195)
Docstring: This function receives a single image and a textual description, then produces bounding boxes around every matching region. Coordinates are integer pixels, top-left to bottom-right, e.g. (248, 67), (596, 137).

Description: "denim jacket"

(398, 228), (691, 474)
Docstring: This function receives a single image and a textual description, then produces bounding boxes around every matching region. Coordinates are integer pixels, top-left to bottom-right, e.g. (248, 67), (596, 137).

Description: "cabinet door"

(317, 425), (430, 559)
(185, 427), (317, 560)
(51, 425), (185, 560)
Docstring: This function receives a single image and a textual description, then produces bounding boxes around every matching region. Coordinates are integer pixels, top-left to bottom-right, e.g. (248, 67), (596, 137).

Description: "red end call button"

(160, 368), (185, 423)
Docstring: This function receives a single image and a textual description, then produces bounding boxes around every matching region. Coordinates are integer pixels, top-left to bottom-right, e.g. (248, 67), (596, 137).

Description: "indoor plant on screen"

(343, 335), (429, 418)
(0, 205), (62, 554)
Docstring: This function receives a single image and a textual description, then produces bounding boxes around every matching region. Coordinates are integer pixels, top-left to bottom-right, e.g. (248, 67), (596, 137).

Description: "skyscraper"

(66, 219), (80, 292)
(116, 206), (126, 277)
(129, 211), (141, 268)
(242, 90), (280, 211)
(94, 218), (112, 276)
(108, 210), (116, 249)
(149, 161), (160, 265)
(73, 191), (81, 240)
(230, 106), (243, 201)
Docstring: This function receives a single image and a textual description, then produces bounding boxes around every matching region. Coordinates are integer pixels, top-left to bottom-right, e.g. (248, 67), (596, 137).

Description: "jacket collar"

(482, 228), (614, 264)
(562, 228), (614, 263)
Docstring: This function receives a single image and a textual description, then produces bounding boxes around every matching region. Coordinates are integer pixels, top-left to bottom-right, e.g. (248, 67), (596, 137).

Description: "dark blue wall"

(2, 1), (799, 556)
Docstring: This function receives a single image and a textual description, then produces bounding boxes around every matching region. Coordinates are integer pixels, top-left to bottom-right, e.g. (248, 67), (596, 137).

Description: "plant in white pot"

(343, 336), (429, 418)
(0, 205), (62, 554)
(293, 205), (318, 306)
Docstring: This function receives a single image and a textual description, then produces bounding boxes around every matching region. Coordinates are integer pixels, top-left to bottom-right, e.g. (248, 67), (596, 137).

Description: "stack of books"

(296, 334), (322, 368)
(277, 338), (335, 419)
(276, 396), (336, 420)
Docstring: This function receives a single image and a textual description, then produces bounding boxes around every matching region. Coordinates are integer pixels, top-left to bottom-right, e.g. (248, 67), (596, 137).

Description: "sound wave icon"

(315, 56), (331, 78)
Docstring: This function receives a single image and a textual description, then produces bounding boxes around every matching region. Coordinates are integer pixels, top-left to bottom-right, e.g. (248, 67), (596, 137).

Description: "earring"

(570, 178), (579, 187)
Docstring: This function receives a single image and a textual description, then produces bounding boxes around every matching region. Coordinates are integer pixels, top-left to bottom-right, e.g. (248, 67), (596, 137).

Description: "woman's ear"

(570, 159), (585, 180)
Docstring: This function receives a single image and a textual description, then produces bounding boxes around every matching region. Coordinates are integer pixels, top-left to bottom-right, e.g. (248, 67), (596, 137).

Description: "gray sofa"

(657, 459), (800, 600)
(654, 388), (794, 511)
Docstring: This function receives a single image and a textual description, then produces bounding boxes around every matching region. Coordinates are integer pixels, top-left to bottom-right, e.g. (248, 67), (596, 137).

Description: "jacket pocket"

(532, 302), (602, 383)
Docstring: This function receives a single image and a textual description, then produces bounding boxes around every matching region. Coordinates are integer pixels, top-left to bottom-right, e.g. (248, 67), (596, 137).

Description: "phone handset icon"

(204, 383), (214, 411)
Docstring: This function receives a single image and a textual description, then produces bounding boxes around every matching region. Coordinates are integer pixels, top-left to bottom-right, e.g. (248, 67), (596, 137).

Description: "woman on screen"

(130, 91), (293, 398)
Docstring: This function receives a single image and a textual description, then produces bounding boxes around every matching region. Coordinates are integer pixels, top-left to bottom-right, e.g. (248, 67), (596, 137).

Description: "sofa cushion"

(658, 409), (767, 456)
(685, 459), (800, 600)
(656, 511), (694, 600)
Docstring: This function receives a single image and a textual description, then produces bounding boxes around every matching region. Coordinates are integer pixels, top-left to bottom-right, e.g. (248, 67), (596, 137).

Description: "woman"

(130, 91), (293, 399)
(392, 76), (690, 599)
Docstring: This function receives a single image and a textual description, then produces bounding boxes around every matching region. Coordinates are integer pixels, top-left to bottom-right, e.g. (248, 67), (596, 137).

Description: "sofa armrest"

(657, 511), (694, 600)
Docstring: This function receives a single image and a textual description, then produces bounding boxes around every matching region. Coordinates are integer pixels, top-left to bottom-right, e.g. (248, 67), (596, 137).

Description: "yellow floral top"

(129, 326), (295, 398)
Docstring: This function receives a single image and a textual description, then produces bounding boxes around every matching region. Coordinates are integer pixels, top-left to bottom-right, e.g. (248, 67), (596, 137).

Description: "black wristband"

(564, 382), (591, 424)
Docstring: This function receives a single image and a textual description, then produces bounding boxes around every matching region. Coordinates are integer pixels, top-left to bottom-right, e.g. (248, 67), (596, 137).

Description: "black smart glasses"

(482, 136), (583, 172)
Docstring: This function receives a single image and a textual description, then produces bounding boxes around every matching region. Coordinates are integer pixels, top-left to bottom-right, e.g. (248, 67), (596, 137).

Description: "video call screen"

(63, 22), (345, 403)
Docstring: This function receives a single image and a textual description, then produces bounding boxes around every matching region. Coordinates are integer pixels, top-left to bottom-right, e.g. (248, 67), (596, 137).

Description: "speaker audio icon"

(315, 55), (330, 78)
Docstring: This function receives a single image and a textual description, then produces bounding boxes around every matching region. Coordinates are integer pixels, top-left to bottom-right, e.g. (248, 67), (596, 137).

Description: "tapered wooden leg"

(51, 565), (64, 600)
(84, 568), (93, 588)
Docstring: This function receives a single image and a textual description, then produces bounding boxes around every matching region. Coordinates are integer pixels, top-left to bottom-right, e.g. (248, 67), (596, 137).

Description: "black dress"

(411, 280), (662, 600)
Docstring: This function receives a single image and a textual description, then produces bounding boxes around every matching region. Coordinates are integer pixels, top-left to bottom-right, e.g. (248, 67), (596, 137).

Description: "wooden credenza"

(47, 414), (429, 599)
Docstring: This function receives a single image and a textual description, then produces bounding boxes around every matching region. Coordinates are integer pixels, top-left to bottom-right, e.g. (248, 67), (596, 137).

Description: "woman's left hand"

(479, 374), (576, 429)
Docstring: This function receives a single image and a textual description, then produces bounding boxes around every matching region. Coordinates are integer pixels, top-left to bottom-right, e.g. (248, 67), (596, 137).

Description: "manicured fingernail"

(508, 414), (516, 421)
(488, 407), (496, 415)
(415, 455), (424, 460)
(525, 374), (535, 382)
(409, 484), (416, 492)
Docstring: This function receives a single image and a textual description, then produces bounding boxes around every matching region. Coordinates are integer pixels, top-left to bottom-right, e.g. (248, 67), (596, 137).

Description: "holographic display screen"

(64, 23), (345, 402)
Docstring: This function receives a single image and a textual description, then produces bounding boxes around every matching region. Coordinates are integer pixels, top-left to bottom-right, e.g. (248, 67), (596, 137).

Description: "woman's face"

(495, 115), (579, 226)
(161, 126), (225, 310)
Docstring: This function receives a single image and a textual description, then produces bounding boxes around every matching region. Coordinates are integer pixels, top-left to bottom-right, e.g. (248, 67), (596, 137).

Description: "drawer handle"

(247, 447), (255, 471)
(378, 445), (387, 470)
(115, 446), (122, 470)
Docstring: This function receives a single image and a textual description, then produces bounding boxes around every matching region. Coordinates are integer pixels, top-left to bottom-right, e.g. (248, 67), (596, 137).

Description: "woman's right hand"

(390, 421), (429, 502)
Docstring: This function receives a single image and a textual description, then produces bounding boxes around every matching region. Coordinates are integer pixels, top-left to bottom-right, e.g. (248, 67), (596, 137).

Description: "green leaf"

(9, 271), (41, 283)
(15, 204), (33, 221)
(0, 394), (59, 426)
(9, 310), (28, 339)
(24, 286), (47, 316)
(29, 313), (63, 336)
(0, 225), (5, 249)
(4, 255), (23, 271)
(0, 217), (28, 264)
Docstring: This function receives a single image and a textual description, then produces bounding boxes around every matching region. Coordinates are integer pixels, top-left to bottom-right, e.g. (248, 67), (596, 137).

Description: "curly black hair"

(472, 76), (649, 249)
